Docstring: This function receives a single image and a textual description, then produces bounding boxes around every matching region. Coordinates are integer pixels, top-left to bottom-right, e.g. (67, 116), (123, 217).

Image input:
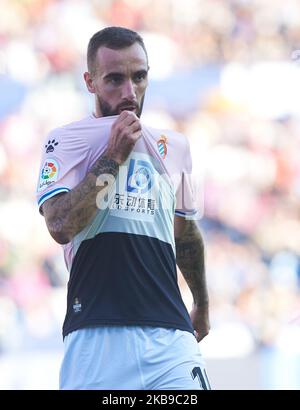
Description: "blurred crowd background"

(1, 0), (300, 389)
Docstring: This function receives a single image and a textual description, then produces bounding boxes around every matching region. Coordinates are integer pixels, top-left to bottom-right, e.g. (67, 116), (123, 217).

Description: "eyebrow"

(103, 72), (123, 80)
(134, 69), (148, 76)
(103, 69), (148, 80)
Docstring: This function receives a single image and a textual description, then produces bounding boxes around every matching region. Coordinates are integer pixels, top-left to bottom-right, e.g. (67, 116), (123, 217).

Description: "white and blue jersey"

(36, 115), (199, 339)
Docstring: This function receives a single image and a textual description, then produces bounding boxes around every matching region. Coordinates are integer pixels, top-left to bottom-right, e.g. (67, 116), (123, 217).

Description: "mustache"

(117, 101), (139, 110)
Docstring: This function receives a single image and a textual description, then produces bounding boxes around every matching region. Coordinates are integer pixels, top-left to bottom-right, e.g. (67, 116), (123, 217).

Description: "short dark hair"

(87, 26), (148, 74)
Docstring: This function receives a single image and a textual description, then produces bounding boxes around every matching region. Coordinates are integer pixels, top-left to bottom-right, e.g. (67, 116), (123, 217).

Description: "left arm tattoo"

(175, 220), (209, 307)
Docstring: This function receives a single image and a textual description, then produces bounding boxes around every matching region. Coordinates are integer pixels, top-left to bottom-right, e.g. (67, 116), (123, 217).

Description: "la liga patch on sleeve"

(38, 159), (59, 192)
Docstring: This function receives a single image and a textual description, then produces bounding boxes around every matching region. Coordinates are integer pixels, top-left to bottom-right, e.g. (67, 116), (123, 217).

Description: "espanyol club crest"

(157, 135), (167, 159)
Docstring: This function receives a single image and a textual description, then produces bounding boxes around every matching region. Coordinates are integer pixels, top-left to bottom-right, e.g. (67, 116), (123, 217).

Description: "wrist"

(103, 149), (123, 166)
(101, 155), (120, 167)
(91, 155), (120, 178)
(193, 299), (209, 308)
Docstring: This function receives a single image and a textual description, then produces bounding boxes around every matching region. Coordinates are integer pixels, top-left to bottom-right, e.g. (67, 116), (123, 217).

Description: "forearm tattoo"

(175, 220), (209, 306)
(44, 155), (119, 243)
(90, 155), (119, 178)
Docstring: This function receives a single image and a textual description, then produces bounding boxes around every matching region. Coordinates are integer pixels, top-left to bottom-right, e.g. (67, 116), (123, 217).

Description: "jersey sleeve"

(36, 128), (89, 215)
(175, 136), (202, 220)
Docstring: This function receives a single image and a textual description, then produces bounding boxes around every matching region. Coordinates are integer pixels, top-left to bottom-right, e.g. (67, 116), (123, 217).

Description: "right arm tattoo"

(42, 154), (119, 244)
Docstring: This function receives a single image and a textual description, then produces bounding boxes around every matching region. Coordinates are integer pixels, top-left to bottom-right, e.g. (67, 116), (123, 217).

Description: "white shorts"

(59, 326), (211, 390)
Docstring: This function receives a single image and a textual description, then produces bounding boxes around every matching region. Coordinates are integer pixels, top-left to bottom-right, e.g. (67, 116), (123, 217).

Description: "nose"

(122, 79), (136, 101)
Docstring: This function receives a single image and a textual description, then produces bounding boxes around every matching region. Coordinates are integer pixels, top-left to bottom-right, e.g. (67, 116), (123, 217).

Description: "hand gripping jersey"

(36, 115), (199, 338)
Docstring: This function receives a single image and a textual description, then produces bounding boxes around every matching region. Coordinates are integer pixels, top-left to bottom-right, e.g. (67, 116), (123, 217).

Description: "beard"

(96, 94), (145, 118)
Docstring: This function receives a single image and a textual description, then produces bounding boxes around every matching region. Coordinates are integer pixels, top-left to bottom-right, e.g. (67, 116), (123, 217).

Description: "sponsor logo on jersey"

(110, 154), (160, 221)
(157, 135), (167, 159)
(38, 159), (59, 191)
(126, 158), (154, 194)
(73, 298), (82, 313)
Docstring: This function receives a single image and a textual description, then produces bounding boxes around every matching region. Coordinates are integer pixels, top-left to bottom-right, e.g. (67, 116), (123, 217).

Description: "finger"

(118, 110), (139, 126)
(112, 116), (141, 139)
(195, 330), (205, 343)
(128, 120), (142, 134)
(115, 116), (140, 133)
(131, 130), (142, 142)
